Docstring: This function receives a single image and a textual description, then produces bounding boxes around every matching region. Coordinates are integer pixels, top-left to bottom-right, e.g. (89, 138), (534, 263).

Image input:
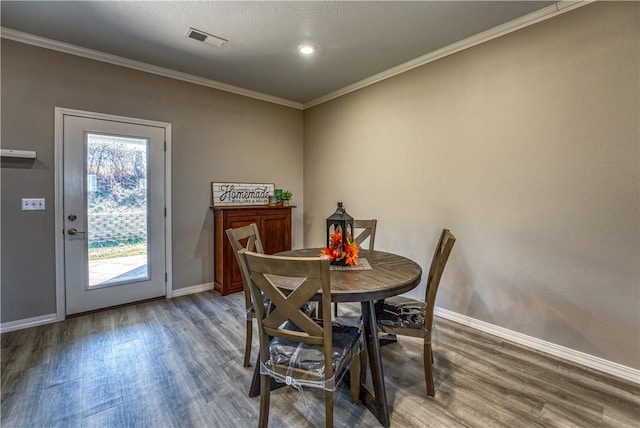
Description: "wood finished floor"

(1, 291), (638, 427)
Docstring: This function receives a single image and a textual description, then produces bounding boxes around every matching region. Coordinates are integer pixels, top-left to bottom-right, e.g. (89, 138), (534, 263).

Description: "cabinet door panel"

(261, 214), (291, 255)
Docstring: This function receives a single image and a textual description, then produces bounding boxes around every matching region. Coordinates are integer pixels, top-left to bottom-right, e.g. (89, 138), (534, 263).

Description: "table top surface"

(275, 248), (422, 303)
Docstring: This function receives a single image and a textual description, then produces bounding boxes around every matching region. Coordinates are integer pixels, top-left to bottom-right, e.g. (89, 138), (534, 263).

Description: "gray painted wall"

(303, 2), (639, 369)
(1, 40), (304, 322)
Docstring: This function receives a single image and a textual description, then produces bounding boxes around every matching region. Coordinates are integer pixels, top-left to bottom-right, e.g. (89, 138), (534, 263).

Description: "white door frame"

(54, 107), (173, 321)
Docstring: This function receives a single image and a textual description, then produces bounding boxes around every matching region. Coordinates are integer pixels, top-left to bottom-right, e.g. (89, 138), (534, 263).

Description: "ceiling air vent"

(186, 28), (227, 47)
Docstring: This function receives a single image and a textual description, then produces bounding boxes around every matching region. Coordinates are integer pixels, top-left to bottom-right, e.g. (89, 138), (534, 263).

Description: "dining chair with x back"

(334, 219), (377, 317)
(240, 249), (362, 428)
(226, 223), (265, 367)
(353, 219), (377, 250)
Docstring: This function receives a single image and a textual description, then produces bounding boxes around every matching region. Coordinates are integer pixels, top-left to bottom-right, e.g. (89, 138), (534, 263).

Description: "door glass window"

(86, 133), (149, 287)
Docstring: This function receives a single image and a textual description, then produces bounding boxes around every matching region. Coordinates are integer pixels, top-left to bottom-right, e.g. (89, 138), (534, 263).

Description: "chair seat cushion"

(268, 321), (361, 375)
(375, 296), (425, 330)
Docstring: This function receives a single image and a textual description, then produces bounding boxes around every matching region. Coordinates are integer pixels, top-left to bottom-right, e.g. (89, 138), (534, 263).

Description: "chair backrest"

(226, 224), (265, 308)
(239, 250), (333, 376)
(353, 219), (377, 250)
(424, 229), (456, 330)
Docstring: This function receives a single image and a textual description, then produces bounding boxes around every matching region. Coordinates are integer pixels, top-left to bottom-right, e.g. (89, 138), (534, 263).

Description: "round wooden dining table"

(249, 248), (422, 427)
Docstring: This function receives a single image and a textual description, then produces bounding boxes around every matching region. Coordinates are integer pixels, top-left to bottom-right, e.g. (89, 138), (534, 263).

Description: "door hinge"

(164, 207), (167, 217)
(164, 141), (167, 151)
(165, 272), (168, 283)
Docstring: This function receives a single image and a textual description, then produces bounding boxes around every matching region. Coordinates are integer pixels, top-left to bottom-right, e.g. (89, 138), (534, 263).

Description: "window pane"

(86, 133), (149, 287)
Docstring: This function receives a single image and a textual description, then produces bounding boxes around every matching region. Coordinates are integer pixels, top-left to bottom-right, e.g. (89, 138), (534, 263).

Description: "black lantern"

(326, 202), (354, 264)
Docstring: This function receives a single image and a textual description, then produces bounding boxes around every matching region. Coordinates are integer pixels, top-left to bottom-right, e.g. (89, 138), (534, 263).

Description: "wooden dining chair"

(240, 249), (362, 428)
(334, 219), (377, 317)
(226, 223), (265, 367)
(353, 219), (377, 250)
(374, 228), (456, 397)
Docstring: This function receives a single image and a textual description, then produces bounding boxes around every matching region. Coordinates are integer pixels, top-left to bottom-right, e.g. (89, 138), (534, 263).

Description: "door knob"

(67, 227), (86, 235)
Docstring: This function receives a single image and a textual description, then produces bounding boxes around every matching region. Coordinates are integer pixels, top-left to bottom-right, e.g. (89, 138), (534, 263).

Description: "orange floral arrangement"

(320, 230), (359, 266)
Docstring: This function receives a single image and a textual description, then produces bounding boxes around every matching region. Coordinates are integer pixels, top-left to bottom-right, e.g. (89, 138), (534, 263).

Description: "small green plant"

(280, 190), (292, 201)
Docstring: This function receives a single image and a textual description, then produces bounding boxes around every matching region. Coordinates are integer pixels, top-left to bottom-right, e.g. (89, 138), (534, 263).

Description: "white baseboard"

(171, 282), (214, 298)
(1, 284), (215, 333)
(0, 313), (58, 333)
(434, 307), (640, 385)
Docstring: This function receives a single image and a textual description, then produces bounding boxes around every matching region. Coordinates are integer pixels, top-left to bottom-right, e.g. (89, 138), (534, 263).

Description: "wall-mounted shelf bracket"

(1, 149), (37, 159)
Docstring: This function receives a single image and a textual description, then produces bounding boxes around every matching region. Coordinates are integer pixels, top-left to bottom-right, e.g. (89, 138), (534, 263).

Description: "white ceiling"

(1, 1), (558, 107)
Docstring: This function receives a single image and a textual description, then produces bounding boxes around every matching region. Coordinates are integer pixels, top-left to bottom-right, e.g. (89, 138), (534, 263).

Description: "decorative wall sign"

(211, 182), (275, 207)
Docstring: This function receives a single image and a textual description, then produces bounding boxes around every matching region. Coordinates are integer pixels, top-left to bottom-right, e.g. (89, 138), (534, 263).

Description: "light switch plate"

(21, 198), (45, 211)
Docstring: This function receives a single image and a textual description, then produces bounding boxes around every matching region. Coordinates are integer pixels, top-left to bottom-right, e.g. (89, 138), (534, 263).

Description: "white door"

(63, 114), (167, 315)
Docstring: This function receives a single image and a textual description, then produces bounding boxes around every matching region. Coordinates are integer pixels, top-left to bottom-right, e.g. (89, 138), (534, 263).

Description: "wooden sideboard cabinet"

(213, 205), (293, 295)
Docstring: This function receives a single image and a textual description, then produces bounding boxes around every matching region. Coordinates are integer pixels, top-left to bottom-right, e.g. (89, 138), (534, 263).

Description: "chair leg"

(349, 353), (361, 404)
(424, 342), (435, 397)
(259, 374), (271, 428)
(244, 319), (252, 367)
(325, 390), (334, 428)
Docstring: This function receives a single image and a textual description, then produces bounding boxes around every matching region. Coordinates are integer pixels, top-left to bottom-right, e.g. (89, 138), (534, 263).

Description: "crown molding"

(303, 0), (594, 109)
(0, 27), (304, 110)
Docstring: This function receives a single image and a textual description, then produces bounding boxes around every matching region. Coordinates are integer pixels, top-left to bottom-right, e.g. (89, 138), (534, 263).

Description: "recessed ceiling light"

(298, 44), (316, 55)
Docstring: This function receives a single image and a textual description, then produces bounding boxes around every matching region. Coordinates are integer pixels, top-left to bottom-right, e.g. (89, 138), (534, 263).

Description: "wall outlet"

(21, 198), (45, 211)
